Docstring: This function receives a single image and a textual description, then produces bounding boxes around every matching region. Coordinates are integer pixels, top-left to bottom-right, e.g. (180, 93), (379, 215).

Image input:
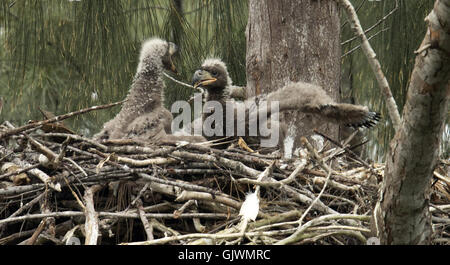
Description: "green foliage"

(0, 0), (248, 136)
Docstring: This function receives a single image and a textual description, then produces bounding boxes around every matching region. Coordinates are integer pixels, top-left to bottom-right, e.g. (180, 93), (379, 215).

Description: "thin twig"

(341, 1), (398, 46)
(341, 27), (390, 58)
(135, 199), (154, 241)
(0, 163), (40, 180)
(0, 100), (125, 140)
(313, 129), (373, 170)
(335, 0), (401, 131)
(275, 214), (370, 245)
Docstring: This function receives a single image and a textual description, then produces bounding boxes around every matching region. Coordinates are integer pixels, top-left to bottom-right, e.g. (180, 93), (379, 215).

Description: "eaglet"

(93, 37), (177, 141)
(191, 58), (380, 148)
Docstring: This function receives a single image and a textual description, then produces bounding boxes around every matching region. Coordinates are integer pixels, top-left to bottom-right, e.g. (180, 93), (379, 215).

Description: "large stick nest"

(0, 111), (448, 245)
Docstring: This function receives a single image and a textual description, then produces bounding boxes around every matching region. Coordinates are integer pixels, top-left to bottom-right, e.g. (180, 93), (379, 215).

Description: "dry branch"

(341, 1), (398, 46)
(83, 185), (102, 245)
(176, 190), (241, 210)
(0, 100), (125, 140)
(334, 0), (401, 131)
(135, 199), (154, 240)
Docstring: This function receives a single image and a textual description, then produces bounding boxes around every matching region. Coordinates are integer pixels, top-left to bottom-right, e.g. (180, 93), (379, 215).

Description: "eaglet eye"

(211, 70), (218, 77)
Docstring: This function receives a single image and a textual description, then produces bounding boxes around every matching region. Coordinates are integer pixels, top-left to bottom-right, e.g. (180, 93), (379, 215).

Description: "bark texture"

(374, 0), (450, 244)
(246, 0), (341, 155)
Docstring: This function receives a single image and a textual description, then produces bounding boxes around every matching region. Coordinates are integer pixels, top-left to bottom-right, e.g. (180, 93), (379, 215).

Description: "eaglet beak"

(169, 58), (177, 74)
(192, 70), (217, 89)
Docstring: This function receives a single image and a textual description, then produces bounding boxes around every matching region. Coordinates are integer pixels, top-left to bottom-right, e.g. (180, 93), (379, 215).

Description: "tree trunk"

(373, 0), (450, 244)
(245, 0), (341, 155)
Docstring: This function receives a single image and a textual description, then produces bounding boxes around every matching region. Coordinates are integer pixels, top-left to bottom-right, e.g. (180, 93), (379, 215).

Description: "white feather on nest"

(239, 192), (260, 222)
